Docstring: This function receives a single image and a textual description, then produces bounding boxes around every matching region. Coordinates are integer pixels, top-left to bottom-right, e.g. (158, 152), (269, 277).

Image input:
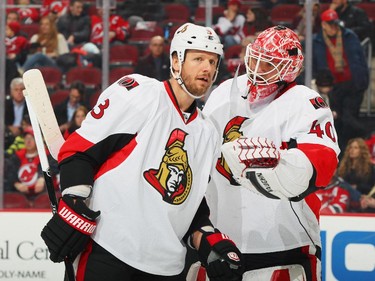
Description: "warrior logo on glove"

(144, 128), (192, 205)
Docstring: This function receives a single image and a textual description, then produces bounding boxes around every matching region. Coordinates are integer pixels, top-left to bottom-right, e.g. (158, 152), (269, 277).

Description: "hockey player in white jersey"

(40, 23), (243, 281)
(202, 25), (340, 281)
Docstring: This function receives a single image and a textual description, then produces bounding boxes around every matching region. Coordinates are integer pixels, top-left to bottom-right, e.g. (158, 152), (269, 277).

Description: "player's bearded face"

(181, 51), (218, 98)
(181, 71), (211, 98)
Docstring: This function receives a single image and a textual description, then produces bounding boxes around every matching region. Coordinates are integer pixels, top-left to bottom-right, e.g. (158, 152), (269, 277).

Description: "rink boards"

(0, 211), (374, 281)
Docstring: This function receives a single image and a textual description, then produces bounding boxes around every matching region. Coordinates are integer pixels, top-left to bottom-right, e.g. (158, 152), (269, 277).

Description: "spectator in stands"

(365, 132), (375, 164)
(6, 115), (32, 156)
(90, 7), (130, 47)
(135, 35), (170, 81)
(63, 105), (88, 139)
(5, 128), (59, 199)
(21, 16), (69, 72)
(313, 9), (369, 152)
(15, 0), (40, 24)
(360, 187), (375, 213)
(315, 175), (350, 214)
(214, 0), (246, 48)
(5, 77), (28, 139)
(242, 6), (272, 41)
(56, 0), (91, 48)
(54, 81), (86, 133)
(337, 137), (375, 211)
(292, 2), (322, 41)
(6, 21), (29, 68)
(7, 10), (20, 25)
(40, 0), (69, 19)
(330, 0), (372, 42)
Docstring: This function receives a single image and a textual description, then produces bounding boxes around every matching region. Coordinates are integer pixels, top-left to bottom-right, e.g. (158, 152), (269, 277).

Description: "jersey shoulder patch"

(118, 76), (139, 91)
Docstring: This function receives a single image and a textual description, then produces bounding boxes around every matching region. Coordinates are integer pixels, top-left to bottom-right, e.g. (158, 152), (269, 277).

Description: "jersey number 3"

(91, 99), (110, 119)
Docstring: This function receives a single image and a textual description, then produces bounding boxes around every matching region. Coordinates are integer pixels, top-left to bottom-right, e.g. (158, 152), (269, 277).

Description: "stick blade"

(23, 69), (65, 160)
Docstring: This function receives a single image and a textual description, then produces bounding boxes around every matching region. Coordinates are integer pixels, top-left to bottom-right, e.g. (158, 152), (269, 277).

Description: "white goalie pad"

(243, 264), (307, 281)
(187, 263), (308, 281)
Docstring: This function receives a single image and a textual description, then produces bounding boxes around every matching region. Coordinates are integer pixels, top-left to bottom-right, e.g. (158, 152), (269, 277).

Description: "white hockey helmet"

(170, 23), (223, 98)
(170, 23), (223, 62)
(245, 25), (304, 85)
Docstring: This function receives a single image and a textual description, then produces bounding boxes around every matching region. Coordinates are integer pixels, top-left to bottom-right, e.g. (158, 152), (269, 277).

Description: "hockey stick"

(23, 69), (75, 281)
(22, 69), (64, 160)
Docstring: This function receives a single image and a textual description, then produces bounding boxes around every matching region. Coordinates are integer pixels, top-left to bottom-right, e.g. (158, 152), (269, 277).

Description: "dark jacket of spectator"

(5, 98), (29, 128)
(335, 3), (372, 42)
(313, 26), (369, 92)
(57, 9), (91, 45)
(135, 53), (170, 81)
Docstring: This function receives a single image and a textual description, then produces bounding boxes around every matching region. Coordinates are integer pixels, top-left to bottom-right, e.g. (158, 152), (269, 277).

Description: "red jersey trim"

(76, 240), (93, 281)
(163, 81), (198, 124)
(58, 132), (94, 163)
(297, 143), (338, 187)
(94, 137), (137, 180)
(275, 82), (297, 100)
(305, 193), (322, 221)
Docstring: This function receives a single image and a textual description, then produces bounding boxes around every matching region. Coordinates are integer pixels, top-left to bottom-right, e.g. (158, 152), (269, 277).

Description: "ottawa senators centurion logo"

(143, 129), (192, 205)
(216, 116), (248, 185)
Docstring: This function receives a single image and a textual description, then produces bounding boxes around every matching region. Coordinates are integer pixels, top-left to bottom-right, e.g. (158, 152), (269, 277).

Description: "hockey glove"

(41, 195), (100, 262)
(197, 227), (243, 281)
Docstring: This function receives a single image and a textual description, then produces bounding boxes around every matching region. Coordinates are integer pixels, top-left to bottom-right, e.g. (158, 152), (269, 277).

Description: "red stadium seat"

(109, 66), (135, 84)
(193, 6), (225, 25)
(356, 3), (375, 22)
(39, 66), (63, 91)
(32, 193), (53, 209)
(20, 23), (39, 38)
(270, 4), (302, 27)
(110, 44), (139, 67)
(224, 44), (243, 60)
(50, 89), (69, 107)
(128, 25), (164, 47)
(163, 3), (191, 22)
(65, 66), (102, 90)
(3, 193), (30, 209)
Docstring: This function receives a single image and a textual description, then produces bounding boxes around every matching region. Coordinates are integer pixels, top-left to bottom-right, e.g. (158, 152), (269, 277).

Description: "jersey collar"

(164, 81), (198, 124)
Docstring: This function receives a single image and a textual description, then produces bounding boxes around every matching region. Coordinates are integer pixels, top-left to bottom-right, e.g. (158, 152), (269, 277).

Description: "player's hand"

(41, 195), (100, 262)
(198, 228), (243, 281)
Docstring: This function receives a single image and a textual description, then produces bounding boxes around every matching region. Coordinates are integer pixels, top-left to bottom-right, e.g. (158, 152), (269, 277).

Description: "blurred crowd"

(3, 0), (375, 212)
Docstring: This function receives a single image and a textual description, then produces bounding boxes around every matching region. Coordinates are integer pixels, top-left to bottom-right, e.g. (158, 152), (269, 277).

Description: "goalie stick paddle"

(23, 73), (75, 281)
(22, 69), (64, 160)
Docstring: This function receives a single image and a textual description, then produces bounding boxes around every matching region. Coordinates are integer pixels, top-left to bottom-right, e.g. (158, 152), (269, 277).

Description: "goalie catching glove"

(197, 226), (243, 281)
(221, 137), (313, 200)
(41, 195), (100, 262)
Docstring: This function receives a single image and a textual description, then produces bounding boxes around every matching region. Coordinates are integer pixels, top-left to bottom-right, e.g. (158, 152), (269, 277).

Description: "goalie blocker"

(221, 137), (313, 200)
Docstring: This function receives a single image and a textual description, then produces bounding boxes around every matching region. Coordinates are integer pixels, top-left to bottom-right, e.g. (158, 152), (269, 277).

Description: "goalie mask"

(244, 26), (304, 103)
(170, 23), (224, 99)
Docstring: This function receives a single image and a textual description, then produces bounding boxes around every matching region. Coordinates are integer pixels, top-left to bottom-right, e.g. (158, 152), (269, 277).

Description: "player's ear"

(171, 53), (180, 73)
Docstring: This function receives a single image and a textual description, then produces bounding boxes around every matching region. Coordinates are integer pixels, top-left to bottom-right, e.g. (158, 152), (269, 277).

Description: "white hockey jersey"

(202, 74), (340, 254)
(58, 74), (220, 275)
